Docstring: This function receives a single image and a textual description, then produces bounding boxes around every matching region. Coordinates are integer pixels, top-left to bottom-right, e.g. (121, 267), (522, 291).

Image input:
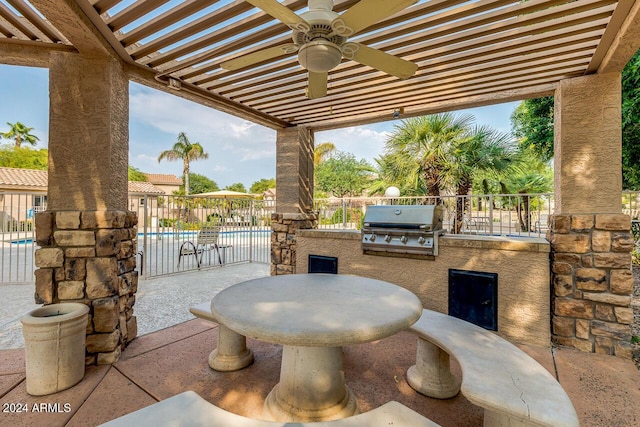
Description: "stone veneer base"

(270, 212), (318, 275)
(34, 210), (139, 365)
(549, 213), (634, 358)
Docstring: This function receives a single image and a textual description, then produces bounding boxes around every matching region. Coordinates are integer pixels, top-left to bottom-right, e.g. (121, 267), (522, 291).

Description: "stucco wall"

(296, 230), (551, 346)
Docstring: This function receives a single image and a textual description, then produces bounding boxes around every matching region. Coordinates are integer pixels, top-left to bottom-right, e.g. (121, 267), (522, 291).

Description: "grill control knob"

(400, 235), (408, 244)
(384, 235), (392, 242)
(369, 234), (376, 242)
(418, 236), (426, 245)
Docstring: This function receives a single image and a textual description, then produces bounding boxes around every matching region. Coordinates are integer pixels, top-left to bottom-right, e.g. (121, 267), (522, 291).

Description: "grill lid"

(363, 205), (443, 231)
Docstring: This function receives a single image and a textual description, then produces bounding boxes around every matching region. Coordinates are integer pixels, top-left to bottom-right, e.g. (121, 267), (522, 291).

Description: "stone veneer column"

(33, 52), (135, 364)
(272, 127), (317, 275)
(34, 210), (138, 365)
(271, 213), (318, 275)
(550, 73), (634, 357)
(549, 214), (634, 356)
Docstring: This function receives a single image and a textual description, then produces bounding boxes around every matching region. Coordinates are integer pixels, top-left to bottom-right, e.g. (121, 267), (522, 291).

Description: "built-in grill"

(361, 205), (444, 256)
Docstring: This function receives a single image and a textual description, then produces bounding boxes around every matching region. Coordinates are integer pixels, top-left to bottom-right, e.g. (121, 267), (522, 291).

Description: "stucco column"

(271, 127), (317, 275)
(275, 126), (314, 214)
(48, 53), (129, 211)
(550, 73), (634, 357)
(34, 52), (137, 365)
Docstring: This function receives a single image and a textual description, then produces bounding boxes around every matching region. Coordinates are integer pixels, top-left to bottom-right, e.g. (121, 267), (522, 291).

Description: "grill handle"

(363, 223), (429, 229)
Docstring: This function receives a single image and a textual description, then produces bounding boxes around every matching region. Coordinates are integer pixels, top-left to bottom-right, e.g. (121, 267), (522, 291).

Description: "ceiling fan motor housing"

(295, 0), (345, 73)
(298, 40), (342, 72)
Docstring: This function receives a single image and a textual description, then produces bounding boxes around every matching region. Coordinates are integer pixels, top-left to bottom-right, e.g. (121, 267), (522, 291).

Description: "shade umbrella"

(192, 190), (257, 199)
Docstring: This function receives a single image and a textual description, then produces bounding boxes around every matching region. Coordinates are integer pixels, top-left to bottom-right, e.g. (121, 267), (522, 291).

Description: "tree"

(128, 166), (147, 181)
(188, 173), (219, 194)
(501, 151), (553, 231)
(157, 132), (208, 196)
(445, 125), (518, 198)
(224, 182), (247, 193)
(315, 151), (374, 197)
(377, 113), (474, 196)
(622, 49), (640, 189)
(314, 142), (336, 166)
(444, 125), (518, 231)
(1, 122), (39, 148)
(0, 146), (48, 169)
(510, 97), (554, 162)
(368, 152), (426, 196)
(510, 48), (640, 188)
(250, 178), (275, 194)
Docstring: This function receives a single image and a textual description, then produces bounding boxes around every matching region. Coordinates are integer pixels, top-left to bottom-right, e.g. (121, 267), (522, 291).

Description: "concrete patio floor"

(1, 265), (639, 426)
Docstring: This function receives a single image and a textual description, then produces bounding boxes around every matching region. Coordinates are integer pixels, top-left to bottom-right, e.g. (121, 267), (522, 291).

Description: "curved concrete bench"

(407, 309), (580, 427)
(100, 391), (440, 426)
(190, 301), (253, 371)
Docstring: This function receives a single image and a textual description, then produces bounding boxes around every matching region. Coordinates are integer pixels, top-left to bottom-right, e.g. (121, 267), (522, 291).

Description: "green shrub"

(206, 213), (222, 225)
(176, 221), (200, 230)
(159, 218), (176, 227)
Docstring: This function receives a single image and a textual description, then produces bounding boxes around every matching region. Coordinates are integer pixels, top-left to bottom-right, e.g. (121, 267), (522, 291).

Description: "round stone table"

(211, 273), (423, 422)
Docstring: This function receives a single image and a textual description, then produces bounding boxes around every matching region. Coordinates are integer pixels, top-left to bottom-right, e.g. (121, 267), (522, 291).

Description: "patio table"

(211, 273), (423, 422)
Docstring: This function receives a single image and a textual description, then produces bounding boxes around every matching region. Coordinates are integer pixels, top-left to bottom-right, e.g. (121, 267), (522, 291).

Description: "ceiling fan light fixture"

(298, 40), (342, 73)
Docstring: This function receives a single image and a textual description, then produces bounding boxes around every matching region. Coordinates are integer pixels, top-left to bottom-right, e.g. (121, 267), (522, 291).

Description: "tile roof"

(144, 174), (183, 185)
(0, 167), (47, 190)
(128, 181), (165, 195)
(0, 167), (164, 194)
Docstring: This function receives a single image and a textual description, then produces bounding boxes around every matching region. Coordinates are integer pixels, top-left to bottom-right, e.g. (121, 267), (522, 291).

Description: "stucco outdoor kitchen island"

(210, 273), (424, 422)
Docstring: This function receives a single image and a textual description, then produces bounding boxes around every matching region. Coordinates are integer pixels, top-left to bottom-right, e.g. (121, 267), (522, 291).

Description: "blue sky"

(0, 64), (518, 189)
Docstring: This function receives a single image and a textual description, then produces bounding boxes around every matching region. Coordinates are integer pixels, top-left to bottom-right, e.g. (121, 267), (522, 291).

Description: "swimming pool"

(8, 229), (272, 245)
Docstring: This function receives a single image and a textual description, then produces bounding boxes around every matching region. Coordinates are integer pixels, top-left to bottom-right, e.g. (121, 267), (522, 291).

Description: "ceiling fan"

(220, 0), (419, 99)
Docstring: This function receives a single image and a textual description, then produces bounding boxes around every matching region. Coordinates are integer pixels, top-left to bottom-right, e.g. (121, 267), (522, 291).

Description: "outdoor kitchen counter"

(296, 229), (550, 252)
(295, 229), (552, 347)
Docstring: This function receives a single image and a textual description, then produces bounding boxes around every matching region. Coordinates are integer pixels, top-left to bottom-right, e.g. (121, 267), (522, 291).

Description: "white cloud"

(128, 84), (277, 187)
(127, 83), (518, 188)
(316, 124), (391, 164)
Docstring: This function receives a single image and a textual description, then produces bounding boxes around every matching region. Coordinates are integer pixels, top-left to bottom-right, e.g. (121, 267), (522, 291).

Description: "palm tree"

(314, 142), (336, 166)
(368, 152), (425, 197)
(158, 132), (208, 196)
(444, 126), (518, 232)
(1, 122), (39, 148)
(501, 150), (553, 231)
(380, 113), (474, 197)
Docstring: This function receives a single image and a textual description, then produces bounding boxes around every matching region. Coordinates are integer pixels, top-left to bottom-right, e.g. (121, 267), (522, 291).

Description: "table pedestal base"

(208, 324), (254, 371)
(263, 346), (359, 422)
(407, 338), (460, 398)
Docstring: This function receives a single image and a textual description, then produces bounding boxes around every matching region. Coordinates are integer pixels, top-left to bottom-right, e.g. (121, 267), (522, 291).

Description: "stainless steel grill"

(361, 205), (444, 256)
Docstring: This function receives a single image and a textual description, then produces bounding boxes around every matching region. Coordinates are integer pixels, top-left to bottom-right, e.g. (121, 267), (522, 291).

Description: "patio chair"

(533, 213), (549, 234)
(177, 225), (231, 268)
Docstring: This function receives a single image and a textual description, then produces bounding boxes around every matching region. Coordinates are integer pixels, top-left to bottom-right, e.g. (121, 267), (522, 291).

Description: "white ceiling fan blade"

(344, 42), (418, 80)
(307, 71), (327, 99)
(331, 0), (418, 36)
(245, 0), (309, 31)
(220, 44), (298, 71)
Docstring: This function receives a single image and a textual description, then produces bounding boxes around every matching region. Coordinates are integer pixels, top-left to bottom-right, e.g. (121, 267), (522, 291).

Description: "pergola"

(1, 0), (639, 363)
(0, 0), (637, 129)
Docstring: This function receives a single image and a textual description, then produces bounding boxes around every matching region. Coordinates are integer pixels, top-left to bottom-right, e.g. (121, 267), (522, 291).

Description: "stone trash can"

(21, 303), (90, 396)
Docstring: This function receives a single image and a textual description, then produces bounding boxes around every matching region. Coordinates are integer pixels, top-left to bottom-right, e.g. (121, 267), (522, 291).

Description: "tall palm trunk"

(183, 159), (190, 196)
(182, 160), (191, 222)
(517, 193), (531, 231)
(423, 167), (441, 200)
